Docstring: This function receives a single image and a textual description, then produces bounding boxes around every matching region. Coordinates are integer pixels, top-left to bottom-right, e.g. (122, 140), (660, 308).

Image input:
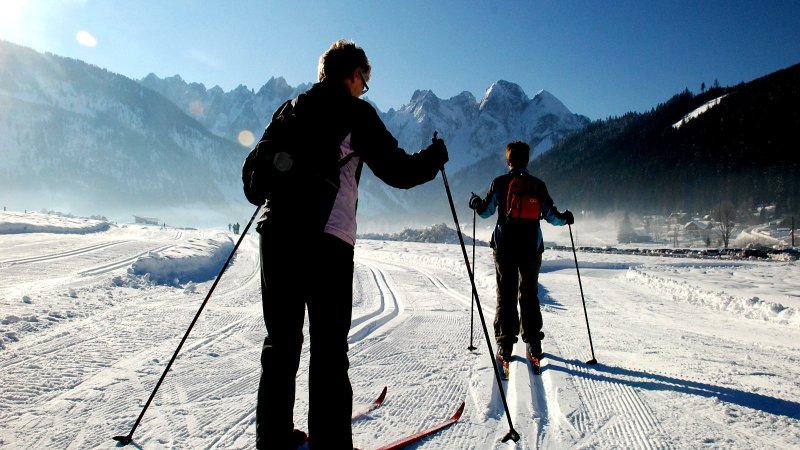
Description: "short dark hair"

(505, 141), (530, 168)
(318, 39), (371, 82)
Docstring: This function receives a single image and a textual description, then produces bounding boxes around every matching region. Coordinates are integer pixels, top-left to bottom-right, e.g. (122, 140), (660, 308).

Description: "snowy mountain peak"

(0, 40), (589, 227)
(479, 80), (530, 112)
(452, 90), (478, 105)
(256, 76), (293, 100)
(232, 84), (251, 94)
(409, 89), (440, 107)
(528, 88), (574, 119)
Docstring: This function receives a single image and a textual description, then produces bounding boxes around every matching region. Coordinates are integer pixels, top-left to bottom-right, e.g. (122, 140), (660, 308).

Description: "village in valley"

(590, 204), (797, 260)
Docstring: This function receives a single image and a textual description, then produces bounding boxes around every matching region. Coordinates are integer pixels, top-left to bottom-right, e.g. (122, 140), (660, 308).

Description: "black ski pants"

(257, 229), (354, 450)
(493, 246), (543, 351)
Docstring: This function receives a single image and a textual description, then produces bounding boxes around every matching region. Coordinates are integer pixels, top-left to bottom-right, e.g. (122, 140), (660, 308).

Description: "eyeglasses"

(357, 69), (369, 95)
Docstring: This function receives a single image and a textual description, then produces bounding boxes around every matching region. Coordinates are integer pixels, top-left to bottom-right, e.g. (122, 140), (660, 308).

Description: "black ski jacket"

(257, 80), (442, 244)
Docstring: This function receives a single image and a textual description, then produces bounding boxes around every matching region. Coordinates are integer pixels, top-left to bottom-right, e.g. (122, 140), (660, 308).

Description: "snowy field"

(1, 211), (798, 449)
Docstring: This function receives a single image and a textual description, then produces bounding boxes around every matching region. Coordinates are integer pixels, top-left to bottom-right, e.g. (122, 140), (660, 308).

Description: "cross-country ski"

(351, 386), (388, 421)
(372, 401), (465, 450)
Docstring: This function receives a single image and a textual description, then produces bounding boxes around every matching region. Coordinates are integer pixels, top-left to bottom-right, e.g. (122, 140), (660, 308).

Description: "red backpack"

(506, 174), (541, 221)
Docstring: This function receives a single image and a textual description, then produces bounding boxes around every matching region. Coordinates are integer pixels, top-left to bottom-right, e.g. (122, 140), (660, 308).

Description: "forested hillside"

(535, 63), (799, 216)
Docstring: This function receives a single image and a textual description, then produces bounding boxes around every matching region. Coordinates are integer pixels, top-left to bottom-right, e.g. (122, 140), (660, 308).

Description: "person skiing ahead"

(468, 141), (573, 369)
(253, 39), (448, 450)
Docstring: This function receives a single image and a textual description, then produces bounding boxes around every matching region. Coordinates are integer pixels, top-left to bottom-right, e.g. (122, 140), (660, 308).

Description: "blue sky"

(2, 0), (799, 120)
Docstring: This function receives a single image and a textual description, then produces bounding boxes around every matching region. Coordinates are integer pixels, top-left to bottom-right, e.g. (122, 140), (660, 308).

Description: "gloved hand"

(426, 131), (448, 168)
(469, 193), (482, 210)
(560, 209), (575, 225)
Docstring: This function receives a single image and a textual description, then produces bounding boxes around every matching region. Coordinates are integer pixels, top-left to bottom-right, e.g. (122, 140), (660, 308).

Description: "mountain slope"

(0, 40), (249, 225)
(130, 72), (589, 229)
(141, 74), (588, 173)
(533, 63), (800, 216)
(139, 74), (312, 144)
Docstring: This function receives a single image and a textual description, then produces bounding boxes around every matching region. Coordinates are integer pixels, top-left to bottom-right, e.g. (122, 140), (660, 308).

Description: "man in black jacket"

(254, 40), (448, 450)
(468, 141), (572, 367)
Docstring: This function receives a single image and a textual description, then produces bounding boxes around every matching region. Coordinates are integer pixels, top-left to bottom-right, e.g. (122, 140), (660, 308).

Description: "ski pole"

(468, 208), (477, 351)
(113, 205), (262, 446)
(568, 223), (598, 365)
(440, 161), (519, 443)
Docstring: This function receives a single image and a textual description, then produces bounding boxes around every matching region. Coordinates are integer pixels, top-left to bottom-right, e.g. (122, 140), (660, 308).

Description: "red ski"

(372, 401), (465, 450)
(294, 387), (388, 449)
(352, 386), (388, 420)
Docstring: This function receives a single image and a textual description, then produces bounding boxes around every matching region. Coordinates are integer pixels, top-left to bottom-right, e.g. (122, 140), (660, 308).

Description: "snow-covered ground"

(1, 211), (798, 449)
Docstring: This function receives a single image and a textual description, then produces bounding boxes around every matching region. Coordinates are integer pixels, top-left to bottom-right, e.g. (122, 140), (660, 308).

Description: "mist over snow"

(1, 41), (250, 228)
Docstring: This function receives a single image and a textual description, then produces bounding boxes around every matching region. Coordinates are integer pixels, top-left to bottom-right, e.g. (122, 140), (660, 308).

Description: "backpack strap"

(337, 151), (357, 169)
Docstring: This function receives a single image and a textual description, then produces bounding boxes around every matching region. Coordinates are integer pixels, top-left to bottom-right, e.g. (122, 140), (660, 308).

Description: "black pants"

(493, 247), (543, 350)
(257, 230), (354, 450)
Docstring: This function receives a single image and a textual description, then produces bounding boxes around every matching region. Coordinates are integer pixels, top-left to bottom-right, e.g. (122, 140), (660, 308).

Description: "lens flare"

(76, 30), (97, 47)
(237, 130), (255, 147)
(188, 100), (204, 117)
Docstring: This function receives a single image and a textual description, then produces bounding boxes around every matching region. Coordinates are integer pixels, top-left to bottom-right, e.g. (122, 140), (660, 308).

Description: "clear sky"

(2, 0), (799, 120)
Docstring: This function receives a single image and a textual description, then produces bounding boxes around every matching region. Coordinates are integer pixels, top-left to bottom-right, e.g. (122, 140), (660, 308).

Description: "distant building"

(668, 212), (688, 224)
(683, 220), (711, 232)
(684, 220), (712, 244)
(133, 215), (160, 225)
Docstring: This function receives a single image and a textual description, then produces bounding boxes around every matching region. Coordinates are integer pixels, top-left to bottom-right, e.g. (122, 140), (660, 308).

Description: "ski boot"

(495, 346), (511, 380)
(526, 332), (545, 375)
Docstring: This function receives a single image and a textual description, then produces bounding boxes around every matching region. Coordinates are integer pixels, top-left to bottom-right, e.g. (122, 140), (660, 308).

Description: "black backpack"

(242, 95), (357, 208)
(241, 99), (299, 206)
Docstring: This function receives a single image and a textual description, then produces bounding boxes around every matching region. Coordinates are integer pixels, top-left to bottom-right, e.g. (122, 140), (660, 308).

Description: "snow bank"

(626, 268), (799, 327)
(0, 211), (111, 234)
(129, 233), (234, 286)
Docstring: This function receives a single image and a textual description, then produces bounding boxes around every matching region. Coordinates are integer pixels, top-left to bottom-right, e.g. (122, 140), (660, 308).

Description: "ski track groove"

(541, 275), (675, 450)
(347, 255), (474, 449)
(78, 244), (175, 276)
(2, 239), (525, 449)
(0, 239), (128, 266)
(7, 238), (794, 448)
(349, 261), (387, 329)
(0, 235), (264, 449)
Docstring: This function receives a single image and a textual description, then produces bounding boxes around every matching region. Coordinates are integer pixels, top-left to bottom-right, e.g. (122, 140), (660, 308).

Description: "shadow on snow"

(544, 354), (800, 420)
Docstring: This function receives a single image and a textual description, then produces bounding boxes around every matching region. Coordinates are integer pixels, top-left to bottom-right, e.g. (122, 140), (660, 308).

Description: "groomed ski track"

(0, 230), (798, 449)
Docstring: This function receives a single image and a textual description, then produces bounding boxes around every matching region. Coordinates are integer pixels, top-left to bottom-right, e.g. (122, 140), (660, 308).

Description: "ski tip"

(451, 401), (466, 421)
(376, 386), (387, 403)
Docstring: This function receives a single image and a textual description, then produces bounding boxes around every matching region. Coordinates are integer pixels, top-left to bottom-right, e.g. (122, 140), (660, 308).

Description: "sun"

(0, 0), (28, 42)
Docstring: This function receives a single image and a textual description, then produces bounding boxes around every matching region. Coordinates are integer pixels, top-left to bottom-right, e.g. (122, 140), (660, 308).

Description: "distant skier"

(468, 141), (573, 372)
(253, 39), (448, 449)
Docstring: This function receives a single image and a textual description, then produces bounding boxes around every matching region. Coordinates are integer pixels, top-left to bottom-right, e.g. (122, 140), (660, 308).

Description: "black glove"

(558, 209), (575, 225)
(469, 193), (481, 210)
(425, 131), (448, 168)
